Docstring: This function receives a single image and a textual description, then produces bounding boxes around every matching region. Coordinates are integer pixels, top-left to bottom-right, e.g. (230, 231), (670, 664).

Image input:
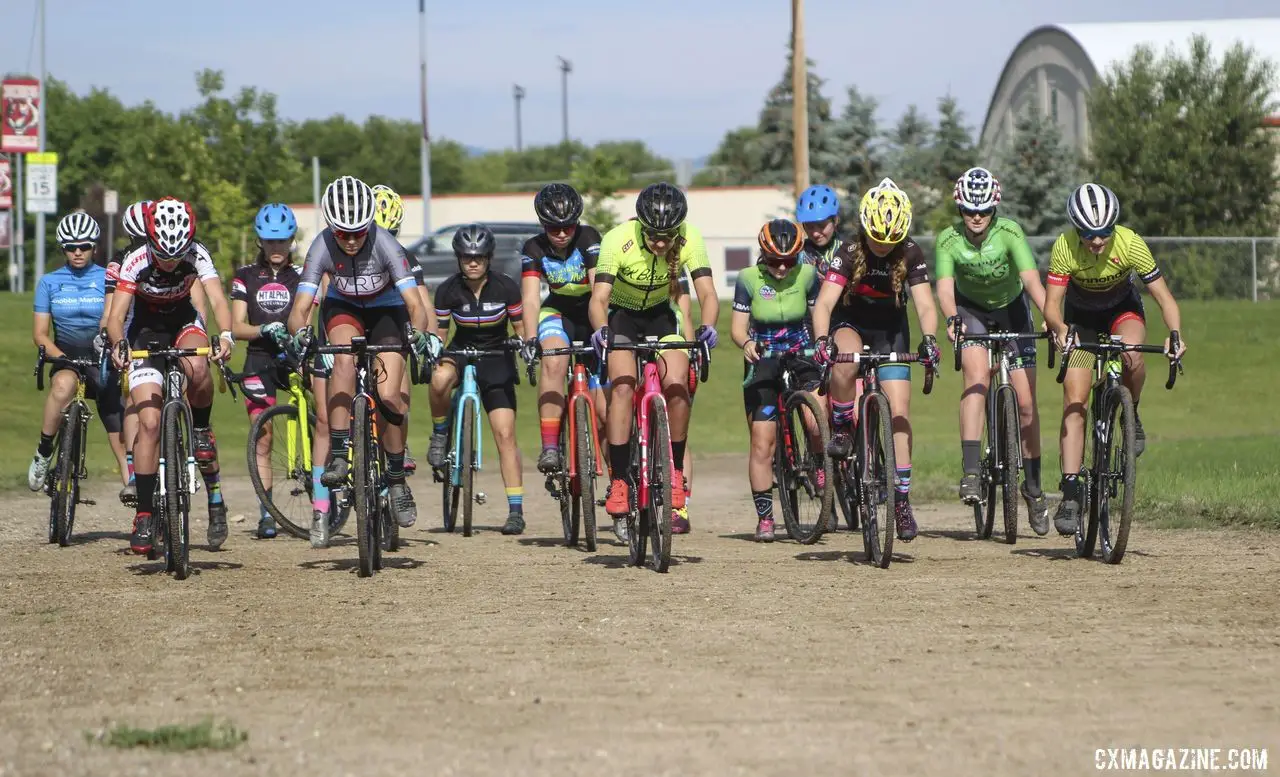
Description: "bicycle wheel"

(994, 385), (1021, 545)
(460, 403), (475, 538)
(441, 413), (459, 533)
(1096, 387), (1137, 564)
(161, 402), (191, 581)
(557, 407), (577, 547)
(645, 398), (674, 573)
(381, 446), (400, 554)
(859, 392), (897, 568)
(352, 395), (378, 578)
(975, 426), (994, 538)
(778, 391), (833, 544)
(574, 397), (598, 553)
(53, 403), (84, 547)
(831, 462), (857, 532)
(627, 434), (645, 567)
(246, 403), (317, 540)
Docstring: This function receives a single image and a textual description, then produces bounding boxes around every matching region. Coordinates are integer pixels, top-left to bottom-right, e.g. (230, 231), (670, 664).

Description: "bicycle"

(32, 348), (106, 547)
(1056, 327), (1182, 564)
(600, 337), (711, 573)
(531, 342), (605, 552)
(951, 320), (1055, 544)
(822, 345), (935, 569)
(744, 346), (832, 544)
(235, 352), (351, 541)
(431, 339), (524, 538)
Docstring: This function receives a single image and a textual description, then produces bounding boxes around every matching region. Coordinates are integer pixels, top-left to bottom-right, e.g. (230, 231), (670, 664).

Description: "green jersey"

(934, 217), (1037, 310)
(732, 263), (819, 351)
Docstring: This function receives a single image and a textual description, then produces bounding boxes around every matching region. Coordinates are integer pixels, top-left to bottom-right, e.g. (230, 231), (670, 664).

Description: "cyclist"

(230, 203), (302, 539)
(1044, 183), (1186, 535)
(517, 182), (604, 475)
(373, 184), (425, 473)
(427, 224), (529, 535)
(589, 182), (720, 538)
(106, 198), (236, 555)
(935, 167), (1051, 534)
(811, 178), (939, 542)
(730, 219), (823, 541)
(795, 184), (845, 274)
(286, 175), (438, 530)
(27, 212), (127, 494)
(106, 200), (150, 507)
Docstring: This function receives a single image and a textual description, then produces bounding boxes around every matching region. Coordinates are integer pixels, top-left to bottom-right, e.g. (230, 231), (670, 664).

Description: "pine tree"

(883, 105), (942, 223)
(748, 44), (841, 188)
(995, 106), (1079, 236)
(934, 95), (976, 192)
(824, 85), (884, 231)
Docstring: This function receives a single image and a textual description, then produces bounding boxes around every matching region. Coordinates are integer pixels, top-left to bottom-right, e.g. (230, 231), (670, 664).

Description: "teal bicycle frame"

(449, 358), (485, 486)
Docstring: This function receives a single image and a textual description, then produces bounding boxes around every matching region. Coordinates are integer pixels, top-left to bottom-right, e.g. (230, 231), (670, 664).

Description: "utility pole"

(513, 85), (525, 152)
(418, 0), (432, 235)
(791, 0), (810, 192)
(557, 57), (572, 144)
(33, 0), (47, 282)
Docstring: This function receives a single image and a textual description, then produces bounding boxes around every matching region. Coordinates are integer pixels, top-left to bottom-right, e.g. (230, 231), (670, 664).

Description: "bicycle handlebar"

(1054, 325), (1182, 389)
(526, 342), (597, 387)
(823, 348), (937, 395)
(33, 346), (104, 392)
(950, 318), (1056, 372)
(603, 338), (713, 384)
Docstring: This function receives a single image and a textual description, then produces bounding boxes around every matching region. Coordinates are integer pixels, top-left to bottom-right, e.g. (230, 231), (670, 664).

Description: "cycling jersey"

(434, 271), (523, 349)
(934, 217), (1037, 310)
(732, 263), (818, 352)
(595, 220), (712, 311)
(298, 225), (416, 307)
(800, 236), (843, 275)
(521, 225), (602, 315)
(825, 234), (930, 319)
(115, 241), (219, 312)
(230, 263), (302, 353)
(1048, 225), (1162, 311)
(35, 263), (107, 351)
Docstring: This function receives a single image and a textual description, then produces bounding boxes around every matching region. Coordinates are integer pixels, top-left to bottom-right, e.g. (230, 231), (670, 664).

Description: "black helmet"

(636, 182), (687, 232)
(452, 223), (495, 258)
(534, 183), (584, 228)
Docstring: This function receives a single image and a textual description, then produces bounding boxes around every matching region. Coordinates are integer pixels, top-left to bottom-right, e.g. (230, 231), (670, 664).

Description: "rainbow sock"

(203, 471), (223, 505)
(540, 418), (560, 449)
(506, 487), (523, 515)
(896, 466), (912, 496)
(312, 465), (330, 514)
(832, 400), (856, 429)
(126, 451), (135, 483)
(432, 415), (449, 435)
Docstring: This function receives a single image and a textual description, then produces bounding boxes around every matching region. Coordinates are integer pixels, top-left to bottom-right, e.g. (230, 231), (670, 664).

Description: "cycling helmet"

(534, 182), (584, 227)
(954, 167), (1001, 212)
(122, 200), (151, 239)
(55, 212), (101, 246)
(1067, 183), (1120, 233)
(145, 198), (197, 259)
(452, 223), (496, 258)
(635, 182), (687, 232)
(372, 185), (404, 233)
(757, 218), (803, 264)
(795, 184), (840, 223)
(859, 178), (913, 244)
(254, 203), (297, 240)
(321, 175), (376, 232)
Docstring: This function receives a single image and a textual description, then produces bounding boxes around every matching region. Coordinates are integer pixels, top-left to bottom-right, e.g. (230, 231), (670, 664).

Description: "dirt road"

(1, 456), (1276, 776)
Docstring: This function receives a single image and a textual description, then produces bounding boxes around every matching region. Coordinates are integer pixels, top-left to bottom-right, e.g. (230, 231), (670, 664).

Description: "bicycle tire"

(558, 407), (577, 546)
(995, 385), (1021, 545)
(382, 446), (400, 554)
(353, 395), (378, 578)
(627, 432), (645, 567)
(162, 401), (191, 580)
(54, 403), (84, 547)
(859, 391), (897, 568)
(974, 421), (993, 538)
(246, 403), (317, 540)
(646, 398), (673, 573)
(1097, 387), (1137, 564)
(574, 396), (599, 552)
(778, 391), (833, 545)
(832, 462), (857, 533)
(441, 412), (458, 532)
(460, 403), (475, 538)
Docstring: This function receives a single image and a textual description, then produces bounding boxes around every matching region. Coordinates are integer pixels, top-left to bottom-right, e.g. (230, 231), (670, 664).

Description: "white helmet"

(322, 175), (376, 232)
(55, 212), (101, 245)
(146, 197), (197, 258)
(122, 200), (151, 239)
(1067, 183), (1120, 232)
(954, 167), (1001, 211)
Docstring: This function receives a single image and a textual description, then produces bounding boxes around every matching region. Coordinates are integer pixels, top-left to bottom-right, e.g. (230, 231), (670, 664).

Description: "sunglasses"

(643, 227), (679, 242)
(333, 227), (368, 241)
(1077, 227), (1114, 241)
(458, 255), (489, 264)
(63, 243), (95, 252)
(542, 223), (577, 237)
(960, 207), (995, 218)
(762, 256), (797, 269)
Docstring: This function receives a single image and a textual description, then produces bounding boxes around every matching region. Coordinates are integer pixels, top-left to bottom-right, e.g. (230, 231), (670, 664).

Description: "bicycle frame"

(33, 349), (99, 500)
(449, 362), (484, 487)
(536, 342), (605, 482)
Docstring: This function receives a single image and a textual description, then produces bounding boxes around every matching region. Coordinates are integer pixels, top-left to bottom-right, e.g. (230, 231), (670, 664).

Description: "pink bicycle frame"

(633, 357), (674, 512)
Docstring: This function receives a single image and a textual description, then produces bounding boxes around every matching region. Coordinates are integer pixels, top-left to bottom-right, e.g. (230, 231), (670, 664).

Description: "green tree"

(695, 126), (762, 186)
(934, 95), (976, 193)
(570, 148), (629, 233)
(883, 105), (940, 217)
(995, 106), (1079, 235)
(1088, 34), (1280, 237)
(824, 85), (884, 231)
(748, 45), (842, 188)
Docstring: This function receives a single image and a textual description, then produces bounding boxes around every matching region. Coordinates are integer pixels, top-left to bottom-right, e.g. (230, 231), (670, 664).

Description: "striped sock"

(895, 466), (912, 496)
(261, 488), (273, 521)
(506, 487), (523, 515)
(540, 418), (560, 449)
(311, 465), (330, 514)
(832, 400), (856, 429)
(432, 415), (449, 435)
(126, 451), (135, 483)
(203, 471), (223, 505)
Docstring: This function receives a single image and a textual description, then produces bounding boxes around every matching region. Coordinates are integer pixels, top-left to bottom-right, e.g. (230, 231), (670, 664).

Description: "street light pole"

(557, 57), (572, 144)
(791, 0), (810, 193)
(34, 0), (47, 282)
(513, 85), (525, 152)
(418, 0), (432, 236)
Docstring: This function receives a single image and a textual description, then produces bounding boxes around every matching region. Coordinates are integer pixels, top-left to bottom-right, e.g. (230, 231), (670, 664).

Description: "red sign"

(0, 157), (11, 209)
(1, 79), (41, 154)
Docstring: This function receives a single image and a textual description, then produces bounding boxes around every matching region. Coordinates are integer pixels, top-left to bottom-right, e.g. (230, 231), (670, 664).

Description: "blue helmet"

(796, 185), (840, 223)
(255, 203), (297, 240)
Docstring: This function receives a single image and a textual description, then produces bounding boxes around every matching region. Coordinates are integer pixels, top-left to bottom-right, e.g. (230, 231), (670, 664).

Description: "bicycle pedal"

(80, 498), (96, 506)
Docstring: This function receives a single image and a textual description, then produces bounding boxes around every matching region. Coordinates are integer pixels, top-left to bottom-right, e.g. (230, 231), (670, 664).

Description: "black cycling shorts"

(52, 343), (124, 434)
(321, 298), (409, 347)
(742, 355), (821, 423)
(1064, 288), (1146, 369)
(956, 291), (1037, 369)
(830, 308), (911, 380)
(240, 349), (293, 412)
(441, 346), (517, 413)
(608, 304), (679, 344)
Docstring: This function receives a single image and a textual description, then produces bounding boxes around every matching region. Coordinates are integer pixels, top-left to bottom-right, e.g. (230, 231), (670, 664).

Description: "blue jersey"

(35, 264), (107, 350)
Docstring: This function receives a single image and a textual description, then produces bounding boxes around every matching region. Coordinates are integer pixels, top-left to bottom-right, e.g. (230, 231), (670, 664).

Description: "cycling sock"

(260, 489), (273, 521)
(609, 444), (630, 481)
(832, 400), (856, 429)
(895, 466), (912, 496)
(432, 415), (448, 435)
(961, 440), (981, 475)
(203, 471), (223, 505)
(506, 487), (523, 515)
(330, 428), (350, 460)
(37, 433), (55, 458)
(1061, 472), (1081, 500)
(1025, 457), (1042, 491)
(386, 452), (406, 485)
(191, 405), (212, 429)
(126, 451), (135, 483)
(135, 473), (158, 515)
(311, 465), (330, 514)
(752, 490), (773, 520)
(540, 418), (560, 450)
(670, 440), (687, 470)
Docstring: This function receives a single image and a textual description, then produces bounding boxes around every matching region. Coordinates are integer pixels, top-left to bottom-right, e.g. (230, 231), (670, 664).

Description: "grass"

(3, 294), (1277, 526)
(86, 718), (248, 751)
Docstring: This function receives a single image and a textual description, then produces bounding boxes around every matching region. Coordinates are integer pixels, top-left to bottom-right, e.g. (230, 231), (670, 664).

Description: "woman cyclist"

(730, 219), (823, 541)
(517, 183), (605, 475)
(28, 212), (128, 496)
(106, 200), (150, 507)
(589, 182), (720, 538)
(934, 167), (1050, 534)
(1044, 183), (1185, 536)
(811, 178), (939, 542)
(795, 184), (844, 273)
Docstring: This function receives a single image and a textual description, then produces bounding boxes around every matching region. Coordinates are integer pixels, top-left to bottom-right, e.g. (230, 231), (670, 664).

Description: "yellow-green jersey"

(595, 220), (712, 311)
(1048, 225), (1162, 311)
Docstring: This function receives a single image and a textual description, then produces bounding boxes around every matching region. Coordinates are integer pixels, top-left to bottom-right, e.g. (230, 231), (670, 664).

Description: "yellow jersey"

(1048, 225), (1162, 310)
(595, 220), (712, 311)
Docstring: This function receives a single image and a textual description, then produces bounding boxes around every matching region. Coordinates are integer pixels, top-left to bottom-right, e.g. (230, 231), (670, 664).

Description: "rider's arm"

(228, 271), (260, 341)
(936, 277), (958, 322)
(433, 279), (453, 342)
(729, 273), (754, 349)
(680, 228), (719, 330)
(905, 243), (937, 337)
(106, 287), (133, 349)
(520, 274), (542, 341)
(399, 285), (429, 333)
(290, 234), (328, 334)
(675, 275), (695, 340)
(590, 230), (620, 331)
(32, 277), (65, 358)
(1044, 234), (1073, 340)
(1008, 224), (1047, 313)
(504, 275), (527, 340)
(811, 280), (840, 340)
(199, 276), (233, 336)
(1144, 277), (1182, 336)
(934, 235), (959, 320)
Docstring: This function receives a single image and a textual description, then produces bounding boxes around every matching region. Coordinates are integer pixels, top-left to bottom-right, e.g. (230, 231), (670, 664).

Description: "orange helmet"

(757, 218), (803, 264)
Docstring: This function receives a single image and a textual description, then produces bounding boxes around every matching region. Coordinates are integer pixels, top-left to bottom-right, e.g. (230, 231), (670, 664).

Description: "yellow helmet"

(858, 177), (913, 244)
(372, 185), (404, 233)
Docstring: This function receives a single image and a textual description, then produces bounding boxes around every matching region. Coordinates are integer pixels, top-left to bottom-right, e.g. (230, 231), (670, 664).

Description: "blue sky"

(2, 0), (1276, 159)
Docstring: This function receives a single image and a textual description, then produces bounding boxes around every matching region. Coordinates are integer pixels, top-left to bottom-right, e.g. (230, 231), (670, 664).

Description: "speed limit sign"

(25, 151), (57, 214)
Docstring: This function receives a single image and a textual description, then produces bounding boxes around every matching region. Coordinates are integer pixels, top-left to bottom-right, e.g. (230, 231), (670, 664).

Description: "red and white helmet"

(122, 200), (152, 239)
(954, 167), (1002, 211)
(146, 197), (197, 258)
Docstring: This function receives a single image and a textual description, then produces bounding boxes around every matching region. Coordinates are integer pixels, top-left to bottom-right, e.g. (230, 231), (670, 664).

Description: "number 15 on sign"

(25, 151), (58, 215)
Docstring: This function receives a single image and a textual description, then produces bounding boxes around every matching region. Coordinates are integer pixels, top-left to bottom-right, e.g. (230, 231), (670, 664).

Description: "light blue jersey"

(35, 263), (107, 350)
